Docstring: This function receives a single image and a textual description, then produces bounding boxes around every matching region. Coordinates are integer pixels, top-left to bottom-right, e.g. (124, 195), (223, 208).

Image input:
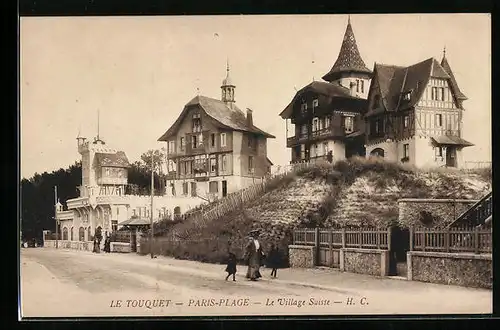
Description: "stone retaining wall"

(340, 248), (389, 277)
(407, 251), (492, 289)
(288, 245), (315, 268)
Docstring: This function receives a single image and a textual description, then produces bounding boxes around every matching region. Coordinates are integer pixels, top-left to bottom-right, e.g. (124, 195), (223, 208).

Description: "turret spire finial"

(348, 14), (351, 24)
(97, 108), (100, 140)
(443, 45), (446, 58)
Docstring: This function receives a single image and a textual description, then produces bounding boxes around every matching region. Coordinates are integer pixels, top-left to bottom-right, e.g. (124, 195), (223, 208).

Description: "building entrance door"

(222, 180), (228, 197)
(446, 147), (457, 167)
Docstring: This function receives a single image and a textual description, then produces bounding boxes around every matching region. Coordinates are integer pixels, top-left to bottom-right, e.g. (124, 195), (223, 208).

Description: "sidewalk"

(85, 249), (491, 295)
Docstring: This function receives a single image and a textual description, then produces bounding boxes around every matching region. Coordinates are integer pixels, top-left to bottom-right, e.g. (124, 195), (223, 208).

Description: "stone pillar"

(339, 248), (345, 271)
(406, 252), (413, 281)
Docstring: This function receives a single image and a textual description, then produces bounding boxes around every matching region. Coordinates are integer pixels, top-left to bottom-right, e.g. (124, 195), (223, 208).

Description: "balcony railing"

(286, 126), (345, 147)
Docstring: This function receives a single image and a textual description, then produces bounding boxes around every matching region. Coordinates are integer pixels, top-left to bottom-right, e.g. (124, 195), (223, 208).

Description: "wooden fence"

(410, 226), (492, 254)
(293, 227), (391, 250)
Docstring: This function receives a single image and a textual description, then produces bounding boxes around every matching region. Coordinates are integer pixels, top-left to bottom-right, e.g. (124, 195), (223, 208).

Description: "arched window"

(63, 227), (68, 240)
(370, 148), (385, 158)
(70, 227), (74, 241)
(79, 227), (85, 241)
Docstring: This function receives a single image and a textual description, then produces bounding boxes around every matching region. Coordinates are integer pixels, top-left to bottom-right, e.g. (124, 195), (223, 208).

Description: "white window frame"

(404, 115), (409, 128)
(210, 158), (217, 173)
(344, 116), (354, 133)
(435, 114), (443, 127)
(180, 137), (185, 151)
(221, 154), (227, 171)
(220, 133), (227, 147)
(312, 99), (319, 108)
(248, 156), (254, 173)
(403, 144), (409, 159)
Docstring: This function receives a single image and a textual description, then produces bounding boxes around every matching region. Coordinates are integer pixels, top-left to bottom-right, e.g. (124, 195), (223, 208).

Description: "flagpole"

(150, 150), (154, 258)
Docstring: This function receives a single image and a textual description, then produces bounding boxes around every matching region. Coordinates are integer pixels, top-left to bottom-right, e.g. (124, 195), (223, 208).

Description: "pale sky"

(20, 14), (491, 179)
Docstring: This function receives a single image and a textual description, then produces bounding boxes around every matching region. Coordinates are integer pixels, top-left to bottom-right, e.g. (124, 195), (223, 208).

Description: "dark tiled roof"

(322, 20), (372, 82)
(441, 56), (467, 100)
(95, 151), (130, 168)
(431, 135), (474, 147)
(368, 57), (459, 115)
(158, 95), (275, 141)
(279, 81), (364, 118)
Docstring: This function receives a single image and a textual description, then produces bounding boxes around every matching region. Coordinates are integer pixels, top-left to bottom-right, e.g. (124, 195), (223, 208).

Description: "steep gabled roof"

(158, 95), (275, 141)
(369, 57), (458, 113)
(441, 55), (467, 100)
(279, 81), (364, 119)
(322, 18), (372, 82)
(95, 151), (130, 168)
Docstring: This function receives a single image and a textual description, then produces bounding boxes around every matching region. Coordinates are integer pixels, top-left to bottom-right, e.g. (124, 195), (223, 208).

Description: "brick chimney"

(349, 81), (356, 97)
(246, 108), (253, 127)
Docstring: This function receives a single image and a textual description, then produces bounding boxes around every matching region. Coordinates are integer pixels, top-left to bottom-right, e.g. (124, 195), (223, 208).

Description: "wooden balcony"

(286, 126), (345, 147)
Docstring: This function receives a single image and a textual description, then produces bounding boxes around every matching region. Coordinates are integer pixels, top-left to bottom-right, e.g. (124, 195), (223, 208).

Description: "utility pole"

(54, 186), (58, 249)
(150, 150), (154, 259)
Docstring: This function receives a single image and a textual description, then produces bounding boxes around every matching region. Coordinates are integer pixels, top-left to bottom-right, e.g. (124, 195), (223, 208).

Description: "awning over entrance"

(431, 135), (474, 147)
(118, 217), (151, 227)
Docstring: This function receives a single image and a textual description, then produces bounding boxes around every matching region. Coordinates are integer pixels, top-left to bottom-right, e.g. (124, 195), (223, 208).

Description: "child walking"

(225, 251), (237, 281)
(268, 244), (280, 278)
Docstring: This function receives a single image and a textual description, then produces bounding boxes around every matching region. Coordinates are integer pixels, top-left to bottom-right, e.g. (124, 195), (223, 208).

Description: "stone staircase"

(447, 191), (492, 250)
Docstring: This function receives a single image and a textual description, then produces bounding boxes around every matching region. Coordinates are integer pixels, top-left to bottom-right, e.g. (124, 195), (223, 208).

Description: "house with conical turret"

(280, 16), (474, 168)
(279, 17), (370, 164)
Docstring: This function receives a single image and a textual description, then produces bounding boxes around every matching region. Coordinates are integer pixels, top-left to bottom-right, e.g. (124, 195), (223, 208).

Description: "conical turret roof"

(322, 18), (372, 82)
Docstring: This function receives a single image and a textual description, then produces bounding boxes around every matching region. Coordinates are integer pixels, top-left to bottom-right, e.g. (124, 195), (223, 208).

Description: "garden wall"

(288, 245), (315, 268)
(407, 251), (492, 289)
(43, 240), (93, 252)
(398, 198), (478, 228)
(111, 242), (131, 253)
(340, 248), (389, 277)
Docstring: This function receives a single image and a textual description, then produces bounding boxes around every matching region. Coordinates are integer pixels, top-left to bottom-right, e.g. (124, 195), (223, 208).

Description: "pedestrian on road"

(225, 251), (237, 281)
(244, 229), (264, 281)
(93, 236), (100, 253)
(268, 243), (280, 278)
(104, 235), (111, 253)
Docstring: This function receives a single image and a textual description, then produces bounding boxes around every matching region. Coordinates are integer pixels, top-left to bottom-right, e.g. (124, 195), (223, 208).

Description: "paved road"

(20, 248), (492, 317)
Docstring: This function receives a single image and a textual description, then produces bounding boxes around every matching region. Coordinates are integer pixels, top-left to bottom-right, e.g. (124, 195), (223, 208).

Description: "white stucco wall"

(232, 132), (243, 176)
(326, 140), (346, 162)
(366, 140), (398, 163)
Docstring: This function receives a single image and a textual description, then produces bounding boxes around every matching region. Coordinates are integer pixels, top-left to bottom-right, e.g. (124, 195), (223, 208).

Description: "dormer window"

(301, 102), (308, 113)
(192, 113), (202, 133)
(403, 115), (409, 128)
(312, 99), (319, 108)
(403, 91), (411, 101)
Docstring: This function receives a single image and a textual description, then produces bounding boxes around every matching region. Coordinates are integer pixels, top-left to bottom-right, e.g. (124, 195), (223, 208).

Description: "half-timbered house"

(365, 51), (473, 168)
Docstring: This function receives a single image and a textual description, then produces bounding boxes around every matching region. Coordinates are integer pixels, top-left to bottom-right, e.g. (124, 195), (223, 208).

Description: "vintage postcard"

(19, 14), (492, 318)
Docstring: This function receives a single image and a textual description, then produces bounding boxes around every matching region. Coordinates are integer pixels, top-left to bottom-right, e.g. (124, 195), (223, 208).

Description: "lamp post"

(150, 150), (154, 259)
(54, 186), (59, 249)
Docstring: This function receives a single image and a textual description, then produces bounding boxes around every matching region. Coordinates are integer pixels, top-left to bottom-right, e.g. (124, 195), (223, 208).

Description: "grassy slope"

(149, 157), (491, 265)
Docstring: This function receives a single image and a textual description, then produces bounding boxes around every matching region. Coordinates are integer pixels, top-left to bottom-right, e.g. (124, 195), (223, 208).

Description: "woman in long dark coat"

(244, 230), (264, 281)
(104, 236), (111, 253)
